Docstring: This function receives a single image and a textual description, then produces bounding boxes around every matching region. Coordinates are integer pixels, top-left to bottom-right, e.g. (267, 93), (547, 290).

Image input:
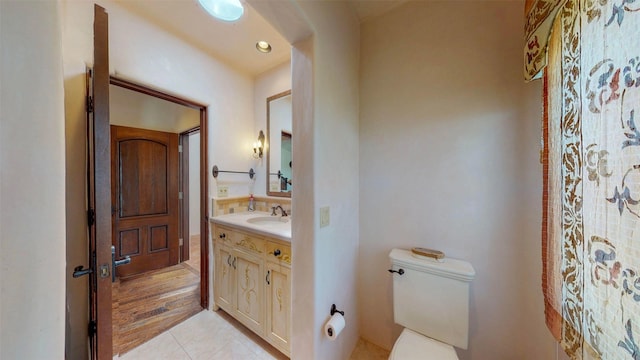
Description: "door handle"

(111, 246), (131, 282)
(266, 270), (271, 285)
(72, 265), (93, 278)
(232, 257), (236, 269)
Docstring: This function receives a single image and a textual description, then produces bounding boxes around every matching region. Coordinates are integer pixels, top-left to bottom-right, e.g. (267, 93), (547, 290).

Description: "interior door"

(111, 125), (180, 277)
(89, 4), (112, 359)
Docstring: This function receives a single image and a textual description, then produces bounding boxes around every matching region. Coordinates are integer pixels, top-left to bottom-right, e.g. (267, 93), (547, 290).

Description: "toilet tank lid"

(389, 248), (475, 282)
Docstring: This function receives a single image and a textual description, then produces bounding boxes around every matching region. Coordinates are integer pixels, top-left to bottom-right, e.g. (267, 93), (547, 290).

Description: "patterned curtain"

(526, 0), (640, 359)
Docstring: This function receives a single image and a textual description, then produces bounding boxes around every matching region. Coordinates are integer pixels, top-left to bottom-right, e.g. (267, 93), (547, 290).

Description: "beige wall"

(358, 2), (558, 359)
(61, 0), (255, 357)
(0, 1), (66, 358)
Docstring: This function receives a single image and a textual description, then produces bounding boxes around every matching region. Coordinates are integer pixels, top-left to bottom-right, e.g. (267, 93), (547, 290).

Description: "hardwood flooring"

(113, 234), (202, 355)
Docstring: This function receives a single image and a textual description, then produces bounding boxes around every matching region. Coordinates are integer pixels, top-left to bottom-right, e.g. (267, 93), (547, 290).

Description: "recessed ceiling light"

(198, 0), (244, 22)
(256, 41), (272, 53)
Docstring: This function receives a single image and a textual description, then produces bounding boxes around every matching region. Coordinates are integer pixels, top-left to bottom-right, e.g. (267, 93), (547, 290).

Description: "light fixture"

(253, 130), (265, 159)
(256, 41), (272, 53)
(198, 0), (244, 22)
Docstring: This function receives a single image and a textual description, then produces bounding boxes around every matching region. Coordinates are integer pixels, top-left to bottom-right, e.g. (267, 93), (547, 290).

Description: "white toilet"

(388, 248), (475, 360)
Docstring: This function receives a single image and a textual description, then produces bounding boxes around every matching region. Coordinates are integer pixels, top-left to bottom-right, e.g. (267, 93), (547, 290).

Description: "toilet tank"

(389, 248), (475, 349)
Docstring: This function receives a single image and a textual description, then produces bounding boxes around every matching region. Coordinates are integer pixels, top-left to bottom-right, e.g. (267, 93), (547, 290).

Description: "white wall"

(189, 132), (201, 236)
(109, 84), (201, 133)
(0, 1), (66, 358)
(294, 3), (361, 359)
(249, 2), (361, 358)
(358, 2), (557, 359)
(254, 61), (291, 197)
(61, 1), (255, 357)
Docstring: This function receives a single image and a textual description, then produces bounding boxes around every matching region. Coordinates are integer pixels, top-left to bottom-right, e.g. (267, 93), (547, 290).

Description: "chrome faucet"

(271, 205), (288, 217)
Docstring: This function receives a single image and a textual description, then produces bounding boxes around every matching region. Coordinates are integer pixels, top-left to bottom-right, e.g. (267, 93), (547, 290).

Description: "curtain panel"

(524, 0), (566, 81)
(529, 0), (640, 359)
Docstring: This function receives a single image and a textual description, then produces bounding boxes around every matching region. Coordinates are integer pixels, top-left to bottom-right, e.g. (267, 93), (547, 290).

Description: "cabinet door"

(234, 249), (264, 335)
(214, 244), (235, 312)
(265, 261), (291, 355)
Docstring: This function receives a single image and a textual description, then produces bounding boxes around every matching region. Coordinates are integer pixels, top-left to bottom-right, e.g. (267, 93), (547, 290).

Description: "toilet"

(388, 248), (475, 360)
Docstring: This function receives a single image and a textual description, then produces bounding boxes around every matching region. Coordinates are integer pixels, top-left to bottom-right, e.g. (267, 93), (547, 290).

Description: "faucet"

(271, 205), (288, 217)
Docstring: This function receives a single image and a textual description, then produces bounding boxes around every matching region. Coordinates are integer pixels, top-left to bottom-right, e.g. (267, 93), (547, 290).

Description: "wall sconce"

(253, 130), (265, 159)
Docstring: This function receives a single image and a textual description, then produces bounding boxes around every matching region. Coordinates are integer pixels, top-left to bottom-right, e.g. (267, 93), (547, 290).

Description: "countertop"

(209, 211), (291, 242)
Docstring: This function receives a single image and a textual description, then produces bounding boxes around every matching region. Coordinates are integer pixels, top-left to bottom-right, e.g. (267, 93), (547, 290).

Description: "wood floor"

(113, 234), (202, 355)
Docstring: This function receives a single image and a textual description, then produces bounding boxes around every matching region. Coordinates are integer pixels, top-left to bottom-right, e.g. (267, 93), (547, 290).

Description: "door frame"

(109, 76), (209, 308)
(179, 127), (201, 263)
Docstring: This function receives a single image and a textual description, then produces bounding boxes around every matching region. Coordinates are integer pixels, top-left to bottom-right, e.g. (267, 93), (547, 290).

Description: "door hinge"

(178, 145), (183, 153)
(179, 238), (184, 246)
(87, 209), (96, 227)
(88, 320), (97, 338)
(178, 192), (183, 200)
(86, 96), (94, 113)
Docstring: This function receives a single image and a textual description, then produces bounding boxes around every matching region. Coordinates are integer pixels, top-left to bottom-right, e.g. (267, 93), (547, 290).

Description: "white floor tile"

(206, 339), (259, 360)
(118, 331), (191, 360)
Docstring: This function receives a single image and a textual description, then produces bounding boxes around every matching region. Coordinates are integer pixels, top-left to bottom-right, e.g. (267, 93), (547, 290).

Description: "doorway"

(108, 76), (209, 355)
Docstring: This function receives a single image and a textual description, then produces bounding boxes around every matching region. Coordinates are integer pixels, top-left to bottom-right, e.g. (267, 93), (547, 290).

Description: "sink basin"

(246, 216), (290, 225)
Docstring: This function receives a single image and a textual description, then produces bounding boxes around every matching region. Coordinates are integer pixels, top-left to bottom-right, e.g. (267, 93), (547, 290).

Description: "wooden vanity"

(211, 216), (291, 357)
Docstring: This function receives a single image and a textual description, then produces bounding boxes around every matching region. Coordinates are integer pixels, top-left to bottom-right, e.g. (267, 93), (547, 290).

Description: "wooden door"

(89, 4), (113, 359)
(111, 125), (180, 277)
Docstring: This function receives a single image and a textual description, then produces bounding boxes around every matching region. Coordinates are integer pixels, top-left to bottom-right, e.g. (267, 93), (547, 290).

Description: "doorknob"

(72, 265), (93, 278)
(111, 246), (131, 282)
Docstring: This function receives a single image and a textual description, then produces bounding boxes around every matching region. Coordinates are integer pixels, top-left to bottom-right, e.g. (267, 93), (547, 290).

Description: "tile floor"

(115, 309), (389, 360)
(350, 338), (390, 360)
(115, 310), (287, 360)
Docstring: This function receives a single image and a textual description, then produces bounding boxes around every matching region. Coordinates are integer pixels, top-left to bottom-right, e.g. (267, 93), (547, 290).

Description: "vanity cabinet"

(213, 224), (291, 357)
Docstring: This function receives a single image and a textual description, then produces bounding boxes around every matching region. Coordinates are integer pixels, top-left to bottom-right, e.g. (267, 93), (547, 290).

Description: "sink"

(246, 216), (290, 225)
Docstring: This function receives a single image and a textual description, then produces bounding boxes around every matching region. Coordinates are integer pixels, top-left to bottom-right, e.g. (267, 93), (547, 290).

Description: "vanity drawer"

(232, 230), (265, 255)
(266, 241), (291, 265)
(214, 225), (234, 247)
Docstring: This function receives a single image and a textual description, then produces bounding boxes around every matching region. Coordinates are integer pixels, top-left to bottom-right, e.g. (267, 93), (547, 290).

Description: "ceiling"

(115, 0), (406, 77)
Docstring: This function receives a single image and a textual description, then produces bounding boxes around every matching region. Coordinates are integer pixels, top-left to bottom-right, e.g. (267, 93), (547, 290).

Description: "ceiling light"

(198, 0), (244, 22)
(256, 41), (272, 53)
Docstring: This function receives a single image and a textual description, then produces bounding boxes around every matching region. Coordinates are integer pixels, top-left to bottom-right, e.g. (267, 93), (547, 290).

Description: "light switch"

(320, 206), (330, 228)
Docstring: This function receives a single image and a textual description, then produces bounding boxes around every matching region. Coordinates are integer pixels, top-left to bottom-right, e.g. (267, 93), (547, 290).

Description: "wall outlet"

(217, 185), (229, 198)
(320, 206), (330, 228)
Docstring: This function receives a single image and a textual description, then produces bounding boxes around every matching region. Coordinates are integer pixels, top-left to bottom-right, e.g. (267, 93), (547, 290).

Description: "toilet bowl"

(389, 328), (458, 360)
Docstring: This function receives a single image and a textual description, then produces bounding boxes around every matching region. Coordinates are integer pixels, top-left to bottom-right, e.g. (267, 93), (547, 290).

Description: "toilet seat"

(389, 328), (459, 360)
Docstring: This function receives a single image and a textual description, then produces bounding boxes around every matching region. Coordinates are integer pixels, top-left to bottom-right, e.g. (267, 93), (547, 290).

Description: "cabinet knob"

(273, 249), (281, 257)
(219, 233), (226, 239)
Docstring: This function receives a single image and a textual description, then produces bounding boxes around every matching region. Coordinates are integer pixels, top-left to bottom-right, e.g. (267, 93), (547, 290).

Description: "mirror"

(267, 90), (292, 197)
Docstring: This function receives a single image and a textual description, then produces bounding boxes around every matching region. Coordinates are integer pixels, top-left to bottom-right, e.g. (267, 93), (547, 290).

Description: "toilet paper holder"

(330, 304), (344, 317)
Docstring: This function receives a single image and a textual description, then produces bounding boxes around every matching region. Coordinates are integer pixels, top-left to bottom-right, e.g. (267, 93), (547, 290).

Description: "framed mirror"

(267, 90), (292, 197)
